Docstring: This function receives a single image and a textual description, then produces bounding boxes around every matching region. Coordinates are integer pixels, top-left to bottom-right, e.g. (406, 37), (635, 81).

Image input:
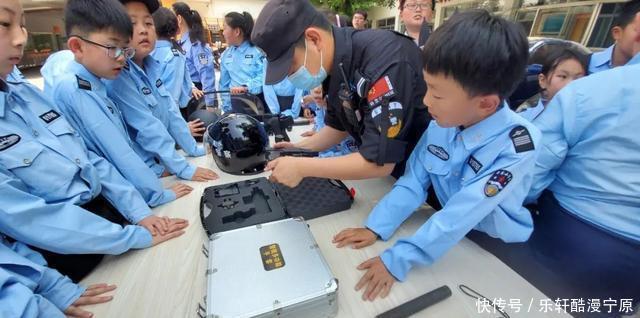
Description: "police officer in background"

(252, 0), (430, 188)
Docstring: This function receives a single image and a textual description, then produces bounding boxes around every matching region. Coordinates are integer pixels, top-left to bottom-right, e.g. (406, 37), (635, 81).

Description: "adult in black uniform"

(251, 0), (430, 187)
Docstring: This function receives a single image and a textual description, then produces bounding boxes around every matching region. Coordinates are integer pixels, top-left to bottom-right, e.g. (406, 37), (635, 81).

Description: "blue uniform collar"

(234, 41), (252, 53)
(67, 60), (108, 96)
(179, 32), (191, 46)
(591, 44), (614, 69)
(0, 79), (8, 117)
(454, 103), (512, 150)
(628, 52), (640, 66)
(156, 39), (172, 48)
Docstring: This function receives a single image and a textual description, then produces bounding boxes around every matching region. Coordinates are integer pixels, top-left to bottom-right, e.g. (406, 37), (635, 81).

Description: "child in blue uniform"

(517, 46), (587, 121)
(219, 11), (266, 113)
(0, 0), (188, 283)
(333, 10), (540, 301)
(152, 7), (206, 136)
(43, 0), (193, 208)
(172, 2), (215, 108)
(106, 0), (218, 182)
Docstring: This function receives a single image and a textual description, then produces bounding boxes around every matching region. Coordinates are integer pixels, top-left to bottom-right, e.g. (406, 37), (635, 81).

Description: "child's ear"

(538, 73), (547, 90)
(67, 37), (83, 55)
(477, 94), (500, 114)
(611, 26), (623, 42)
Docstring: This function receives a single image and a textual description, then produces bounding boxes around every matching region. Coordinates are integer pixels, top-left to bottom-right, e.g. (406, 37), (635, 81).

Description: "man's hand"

(333, 228), (377, 249)
(64, 283), (116, 318)
(188, 119), (206, 137)
(265, 157), (305, 188)
(192, 88), (204, 99)
(169, 183), (193, 199)
(191, 167), (218, 182)
(138, 215), (170, 236)
(303, 108), (314, 119)
(151, 218), (189, 246)
(230, 86), (248, 95)
(355, 257), (396, 301)
(311, 86), (327, 107)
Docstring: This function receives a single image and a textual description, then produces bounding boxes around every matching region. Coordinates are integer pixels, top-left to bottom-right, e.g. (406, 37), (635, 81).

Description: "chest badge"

(427, 144), (449, 161)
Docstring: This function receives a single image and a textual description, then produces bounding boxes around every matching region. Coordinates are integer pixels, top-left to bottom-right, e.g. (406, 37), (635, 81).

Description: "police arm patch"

(76, 75), (92, 91)
(427, 144), (449, 161)
(510, 126), (534, 153)
(0, 134), (21, 151)
(198, 53), (208, 65)
(484, 169), (513, 197)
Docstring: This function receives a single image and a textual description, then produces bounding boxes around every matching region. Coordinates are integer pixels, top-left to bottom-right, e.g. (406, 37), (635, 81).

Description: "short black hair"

(153, 7), (179, 39)
(613, 0), (640, 28)
(64, 0), (132, 38)
(423, 9), (528, 99)
(354, 10), (368, 20)
(400, 0), (436, 10)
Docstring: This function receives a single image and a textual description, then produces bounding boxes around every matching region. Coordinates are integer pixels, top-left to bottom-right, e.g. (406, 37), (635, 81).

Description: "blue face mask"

(288, 40), (327, 90)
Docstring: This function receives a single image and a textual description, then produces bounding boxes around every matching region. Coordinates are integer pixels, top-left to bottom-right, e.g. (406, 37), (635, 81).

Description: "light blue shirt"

(40, 50), (74, 98)
(179, 33), (216, 106)
(106, 57), (204, 180)
(0, 77), (152, 255)
(0, 236), (84, 317)
(263, 76), (304, 118)
(366, 106), (541, 281)
(588, 44), (614, 74)
(8, 66), (25, 82)
(517, 99), (544, 122)
(45, 59), (176, 207)
(151, 40), (196, 109)
(308, 103), (356, 157)
(527, 58), (640, 242)
(219, 41), (265, 112)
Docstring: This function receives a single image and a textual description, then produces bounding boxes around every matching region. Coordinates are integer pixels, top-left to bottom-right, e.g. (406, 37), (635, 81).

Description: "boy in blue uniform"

(474, 11), (640, 312)
(588, 0), (640, 74)
(333, 10), (539, 301)
(106, 0), (217, 182)
(0, 0), (188, 282)
(44, 0), (193, 208)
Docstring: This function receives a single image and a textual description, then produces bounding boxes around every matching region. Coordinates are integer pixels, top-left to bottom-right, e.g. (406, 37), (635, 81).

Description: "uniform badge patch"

(39, 110), (60, 124)
(156, 79), (163, 88)
(484, 170), (513, 197)
(427, 144), (449, 161)
(0, 134), (20, 151)
(76, 76), (91, 91)
(510, 126), (534, 153)
(245, 54), (253, 59)
(367, 76), (396, 107)
(198, 53), (208, 65)
(171, 48), (180, 56)
(142, 87), (152, 95)
(467, 155), (483, 173)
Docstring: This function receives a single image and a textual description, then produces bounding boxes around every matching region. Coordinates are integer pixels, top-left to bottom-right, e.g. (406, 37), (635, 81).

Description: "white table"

(80, 125), (570, 318)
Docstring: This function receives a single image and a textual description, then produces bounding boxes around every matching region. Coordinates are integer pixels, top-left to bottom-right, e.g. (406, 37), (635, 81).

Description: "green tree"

(310, 0), (397, 16)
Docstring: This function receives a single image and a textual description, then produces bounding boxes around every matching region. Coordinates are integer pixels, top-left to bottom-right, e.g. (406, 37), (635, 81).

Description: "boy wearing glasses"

(45, 0), (193, 208)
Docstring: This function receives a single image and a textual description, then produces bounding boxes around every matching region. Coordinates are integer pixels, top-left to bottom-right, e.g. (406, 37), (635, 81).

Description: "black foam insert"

(200, 177), (286, 235)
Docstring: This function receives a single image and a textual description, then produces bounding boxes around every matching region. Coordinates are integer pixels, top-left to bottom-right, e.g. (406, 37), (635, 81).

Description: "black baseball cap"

(119, 0), (160, 13)
(251, 0), (326, 85)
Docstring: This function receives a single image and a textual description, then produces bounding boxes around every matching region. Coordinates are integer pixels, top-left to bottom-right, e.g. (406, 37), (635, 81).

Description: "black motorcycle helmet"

(188, 109), (219, 142)
(205, 113), (269, 175)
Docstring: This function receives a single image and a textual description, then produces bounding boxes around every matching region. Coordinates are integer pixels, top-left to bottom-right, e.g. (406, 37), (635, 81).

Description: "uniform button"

(32, 130), (39, 137)
(461, 177), (466, 182)
(23, 159), (31, 164)
(453, 172), (459, 177)
(75, 158), (81, 164)
(428, 166), (432, 171)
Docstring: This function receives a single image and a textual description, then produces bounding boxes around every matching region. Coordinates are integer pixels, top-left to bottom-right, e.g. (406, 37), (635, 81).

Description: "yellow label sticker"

(260, 243), (285, 271)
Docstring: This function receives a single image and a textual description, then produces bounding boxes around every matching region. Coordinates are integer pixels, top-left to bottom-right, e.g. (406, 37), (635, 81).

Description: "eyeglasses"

(70, 35), (136, 59)
(403, 2), (430, 11)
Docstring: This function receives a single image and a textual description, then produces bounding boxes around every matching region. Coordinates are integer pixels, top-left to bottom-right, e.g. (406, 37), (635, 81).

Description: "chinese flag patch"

(367, 76), (395, 104)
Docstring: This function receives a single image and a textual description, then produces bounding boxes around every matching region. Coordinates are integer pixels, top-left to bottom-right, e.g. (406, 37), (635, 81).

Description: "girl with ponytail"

(171, 2), (216, 108)
(218, 11), (266, 113)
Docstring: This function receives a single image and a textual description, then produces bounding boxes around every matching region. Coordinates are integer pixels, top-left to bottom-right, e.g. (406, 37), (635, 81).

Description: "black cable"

(458, 284), (511, 318)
